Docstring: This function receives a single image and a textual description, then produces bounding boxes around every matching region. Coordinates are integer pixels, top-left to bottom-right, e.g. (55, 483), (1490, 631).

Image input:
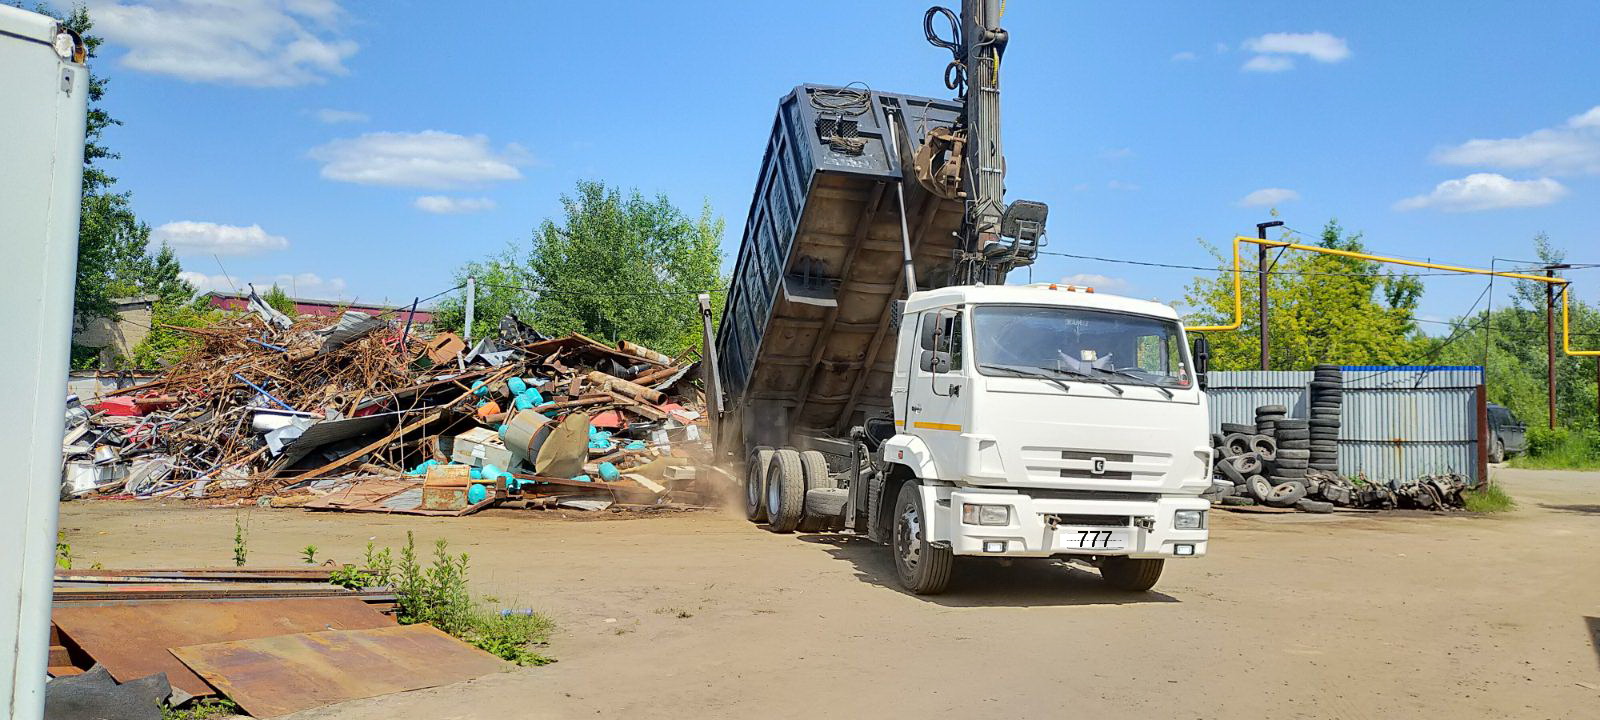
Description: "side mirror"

(919, 313), (939, 351)
(1191, 334), (1211, 389)
(920, 350), (952, 373)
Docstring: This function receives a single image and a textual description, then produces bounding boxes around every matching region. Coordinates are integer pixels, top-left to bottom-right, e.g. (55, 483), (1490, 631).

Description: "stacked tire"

(1308, 365), (1342, 478)
(1263, 417), (1310, 507)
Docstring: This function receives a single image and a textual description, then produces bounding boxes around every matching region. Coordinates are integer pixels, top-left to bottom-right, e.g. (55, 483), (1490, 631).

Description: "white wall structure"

(0, 7), (89, 718)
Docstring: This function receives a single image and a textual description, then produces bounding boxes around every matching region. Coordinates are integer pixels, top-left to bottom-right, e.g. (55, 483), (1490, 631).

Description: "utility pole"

(1256, 221), (1283, 370)
(463, 275), (476, 344)
(1544, 265), (1570, 429)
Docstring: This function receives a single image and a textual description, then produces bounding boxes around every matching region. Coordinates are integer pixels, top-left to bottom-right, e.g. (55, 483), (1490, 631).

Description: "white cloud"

(181, 271), (349, 298)
(414, 195), (496, 214)
(1215, 42), (1229, 54)
(1394, 173), (1567, 212)
(313, 108), (368, 124)
(1238, 187), (1300, 207)
(1242, 32), (1350, 63)
(1242, 54), (1295, 73)
(1100, 147), (1134, 160)
(1107, 180), (1141, 191)
(1430, 106), (1600, 176)
(310, 131), (527, 189)
(1060, 273), (1128, 291)
(152, 221), (289, 256)
(87, 1), (357, 87)
(1171, 51), (1198, 62)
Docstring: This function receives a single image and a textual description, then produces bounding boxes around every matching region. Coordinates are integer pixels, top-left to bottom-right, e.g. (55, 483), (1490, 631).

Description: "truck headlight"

(1174, 509), (1206, 530)
(961, 503), (1010, 526)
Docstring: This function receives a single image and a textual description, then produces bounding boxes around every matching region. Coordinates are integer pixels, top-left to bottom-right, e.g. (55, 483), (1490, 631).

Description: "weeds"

(1464, 483), (1516, 513)
(300, 545), (318, 565)
(231, 516), (248, 567)
(332, 533), (555, 666)
(56, 532), (72, 570)
(162, 698), (240, 720)
(1510, 427), (1600, 470)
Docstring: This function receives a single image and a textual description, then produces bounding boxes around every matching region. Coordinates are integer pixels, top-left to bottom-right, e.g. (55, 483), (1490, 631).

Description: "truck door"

(907, 308), (969, 478)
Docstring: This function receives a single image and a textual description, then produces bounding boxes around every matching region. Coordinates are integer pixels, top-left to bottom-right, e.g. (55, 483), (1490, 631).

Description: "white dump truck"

(706, 84), (1214, 594)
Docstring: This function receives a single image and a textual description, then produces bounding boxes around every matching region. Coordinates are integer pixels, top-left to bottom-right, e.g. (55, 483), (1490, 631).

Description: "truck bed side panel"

(716, 85), (966, 451)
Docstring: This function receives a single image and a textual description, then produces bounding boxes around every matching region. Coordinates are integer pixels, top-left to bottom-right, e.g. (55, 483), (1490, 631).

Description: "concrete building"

(71, 295), (156, 367)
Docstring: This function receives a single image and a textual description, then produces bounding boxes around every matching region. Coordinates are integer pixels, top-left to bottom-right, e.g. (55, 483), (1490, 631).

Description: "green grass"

(163, 699), (240, 720)
(1463, 483), (1517, 513)
(1508, 427), (1600, 470)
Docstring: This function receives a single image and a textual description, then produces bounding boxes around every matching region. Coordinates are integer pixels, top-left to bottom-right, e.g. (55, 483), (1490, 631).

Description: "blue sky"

(82, 0), (1599, 328)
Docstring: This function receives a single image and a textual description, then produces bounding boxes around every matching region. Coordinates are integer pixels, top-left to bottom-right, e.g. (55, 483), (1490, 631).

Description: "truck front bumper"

(941, 489), (1209, 559)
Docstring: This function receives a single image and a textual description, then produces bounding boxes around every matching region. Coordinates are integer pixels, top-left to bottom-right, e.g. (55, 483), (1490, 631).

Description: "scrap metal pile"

(62, 294), (710, 513)
(1204, 365), (1475, 512)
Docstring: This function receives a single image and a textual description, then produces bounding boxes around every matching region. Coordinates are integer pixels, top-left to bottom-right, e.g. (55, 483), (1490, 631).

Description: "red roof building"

(203, 291), (435, 325)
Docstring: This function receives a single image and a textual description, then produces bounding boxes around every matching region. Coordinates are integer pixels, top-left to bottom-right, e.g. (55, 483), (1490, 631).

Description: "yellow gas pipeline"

(1187, 235), (1597, 357)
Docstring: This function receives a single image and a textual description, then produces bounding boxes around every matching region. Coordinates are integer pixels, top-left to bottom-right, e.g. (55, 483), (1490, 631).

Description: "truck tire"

(1247, 474), (1273, 502)
(1223, 433), (1253, 457)
(1250, 435), (1277, 461)
(1489, 437), (1505, 464)
(1100, 557), (1165, 592)
(745, 447), (774, 523)
(1220, 496), (1255, 506)
(892, 481), (952, 595)
(1265, 481), (1308, 507)
(799, 450), (835, 490)
(1296, 499), (1334, 514)
(800, 487), (849, 532)
(765, 449), (805, 533)
(1216, 456), (1245, 484)
(1229, 453), (1262, 475)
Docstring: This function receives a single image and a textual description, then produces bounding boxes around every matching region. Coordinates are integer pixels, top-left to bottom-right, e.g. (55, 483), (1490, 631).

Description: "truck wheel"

(892, 482), (952, 594)
(799, 487), (849, 532)
(765, 449), (805, 533)
(745, 447), (774, 523)
(1489, 438), (1505, 464)
(799, 450), (835, 490)
(1100, 557), (1164, 592)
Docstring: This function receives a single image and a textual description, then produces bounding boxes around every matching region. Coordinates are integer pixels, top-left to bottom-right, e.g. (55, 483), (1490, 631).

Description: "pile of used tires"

(1207, 405), (1333, 512)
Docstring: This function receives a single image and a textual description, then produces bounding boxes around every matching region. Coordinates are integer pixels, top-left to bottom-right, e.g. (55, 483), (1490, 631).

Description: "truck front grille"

(1045, 513), (1130, 527)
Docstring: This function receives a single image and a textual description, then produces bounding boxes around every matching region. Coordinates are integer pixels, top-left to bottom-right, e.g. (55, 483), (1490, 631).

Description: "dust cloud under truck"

(707, 84), (1215, 595)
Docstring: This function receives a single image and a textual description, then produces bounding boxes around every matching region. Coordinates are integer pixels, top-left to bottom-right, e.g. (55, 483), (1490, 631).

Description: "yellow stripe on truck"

(913, 421), (962, 432)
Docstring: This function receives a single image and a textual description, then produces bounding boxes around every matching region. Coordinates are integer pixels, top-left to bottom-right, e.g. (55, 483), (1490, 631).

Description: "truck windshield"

(972, 305), (1192, 388)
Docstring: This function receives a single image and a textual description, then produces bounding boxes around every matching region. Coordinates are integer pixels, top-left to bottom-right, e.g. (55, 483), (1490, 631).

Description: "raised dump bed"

(715, 84), (966, 455)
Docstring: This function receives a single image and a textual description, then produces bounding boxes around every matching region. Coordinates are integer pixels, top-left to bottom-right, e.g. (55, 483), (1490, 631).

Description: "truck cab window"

(918, 310), (963, 372)
(973, 305), (1190, 387)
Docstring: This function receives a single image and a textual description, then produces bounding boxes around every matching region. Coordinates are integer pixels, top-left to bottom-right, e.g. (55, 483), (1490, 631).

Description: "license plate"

(1058, 527), (1129, 551)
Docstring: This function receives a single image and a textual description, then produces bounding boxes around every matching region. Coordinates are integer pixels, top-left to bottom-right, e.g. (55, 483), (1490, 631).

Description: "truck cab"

(848, 283), (1211, 592)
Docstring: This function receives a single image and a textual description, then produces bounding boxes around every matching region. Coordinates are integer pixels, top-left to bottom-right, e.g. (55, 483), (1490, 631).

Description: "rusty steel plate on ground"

(51, 597), (394, 697)
(171, 624), (510, 718)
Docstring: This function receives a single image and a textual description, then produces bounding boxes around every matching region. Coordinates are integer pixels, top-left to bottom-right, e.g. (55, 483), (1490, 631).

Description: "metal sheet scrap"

(170, 624), (510, 718)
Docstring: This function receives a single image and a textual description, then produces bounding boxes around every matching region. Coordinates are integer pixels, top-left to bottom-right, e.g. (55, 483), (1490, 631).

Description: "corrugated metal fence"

(1207, 366), (1484, 483)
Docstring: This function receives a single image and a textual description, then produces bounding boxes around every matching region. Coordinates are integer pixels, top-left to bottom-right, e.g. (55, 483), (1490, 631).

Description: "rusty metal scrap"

(66, 309), (713, 512)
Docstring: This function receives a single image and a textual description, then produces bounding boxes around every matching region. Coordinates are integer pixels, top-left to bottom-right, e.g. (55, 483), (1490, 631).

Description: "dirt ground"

(59, 467), (1600, 719)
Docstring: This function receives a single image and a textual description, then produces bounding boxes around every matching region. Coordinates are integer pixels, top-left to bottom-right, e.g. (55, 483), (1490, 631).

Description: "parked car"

(1487, 403), (1526, 463)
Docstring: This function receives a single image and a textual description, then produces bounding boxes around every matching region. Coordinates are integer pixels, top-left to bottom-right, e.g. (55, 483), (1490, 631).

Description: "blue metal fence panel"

(1204, 366), (1483, 482)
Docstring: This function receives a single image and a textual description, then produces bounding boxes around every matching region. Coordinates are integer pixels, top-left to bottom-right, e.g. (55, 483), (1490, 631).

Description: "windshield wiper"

(1094, 368), (1174, 398)
(1036, 365), (1124, 395)
(978, 364), (1074, 394)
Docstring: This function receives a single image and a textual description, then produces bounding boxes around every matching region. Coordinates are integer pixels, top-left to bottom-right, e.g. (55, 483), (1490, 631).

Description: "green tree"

(1431, 235), (1600, 430)
(1184, 220), (1427, 370)
(432, 245), (537, 341)
(262, 284), (298, 317)
(439, 180), (725, 353)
